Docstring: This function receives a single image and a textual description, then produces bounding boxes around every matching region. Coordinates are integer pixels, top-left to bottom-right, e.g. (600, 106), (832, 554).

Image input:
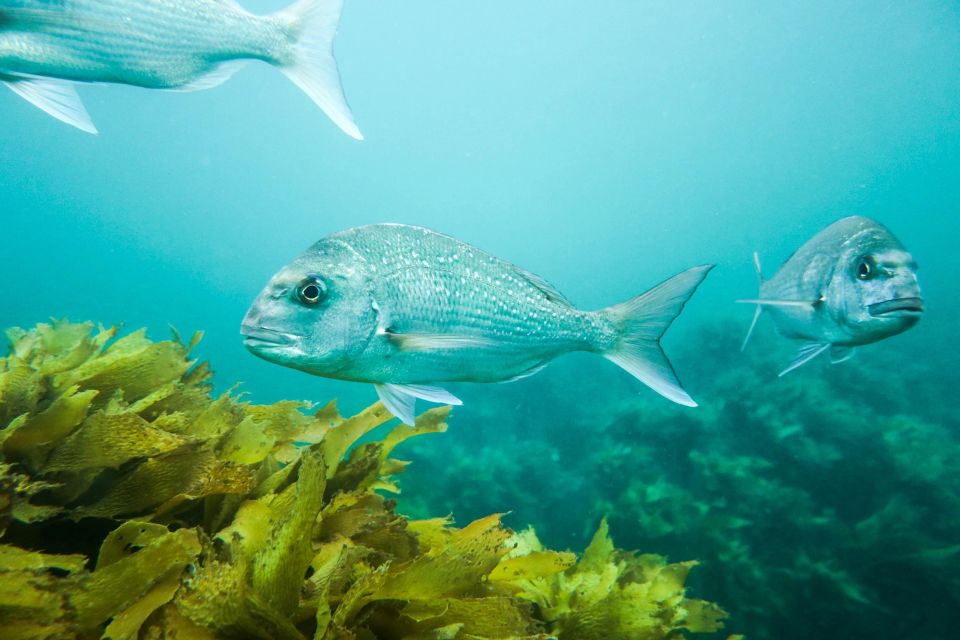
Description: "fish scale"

(242, 223), (714, 424)
(1, 0), (278, 83)
(739, 216), (923, 375)
(345, 226), (597, 338)
(1, 0), (361, 137)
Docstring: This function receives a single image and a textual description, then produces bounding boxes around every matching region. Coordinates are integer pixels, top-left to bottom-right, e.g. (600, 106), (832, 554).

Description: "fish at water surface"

(242, 224), (714, 425)
(0, 0), (361, 137)
(739, 216), (923, 375)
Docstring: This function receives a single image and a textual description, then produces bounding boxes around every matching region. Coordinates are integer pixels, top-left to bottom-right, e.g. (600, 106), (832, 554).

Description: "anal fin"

(779, 342), (830, 377)
(5, 76), (97, 134)
(500, 361), (549, 383)
(167, 61), (247, 92)
(830, 345), (855, 364)
(375, 383), (462, 426)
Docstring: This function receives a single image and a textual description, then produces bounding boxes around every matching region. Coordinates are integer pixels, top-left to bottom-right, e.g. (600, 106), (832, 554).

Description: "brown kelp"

(0, 319), (730, 640)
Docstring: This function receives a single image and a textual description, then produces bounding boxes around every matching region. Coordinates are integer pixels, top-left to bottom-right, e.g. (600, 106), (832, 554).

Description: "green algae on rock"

(0, 320), (730, 639)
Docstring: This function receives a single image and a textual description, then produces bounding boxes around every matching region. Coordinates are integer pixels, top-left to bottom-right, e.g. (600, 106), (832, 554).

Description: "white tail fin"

(276, 0), (362, 139)
(740, 251), (763, 351)
(601, 265), (713, 407)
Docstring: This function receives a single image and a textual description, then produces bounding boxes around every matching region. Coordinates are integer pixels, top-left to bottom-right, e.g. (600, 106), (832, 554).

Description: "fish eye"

(855, 255), (878, 280)
(296, 278), (326, 305)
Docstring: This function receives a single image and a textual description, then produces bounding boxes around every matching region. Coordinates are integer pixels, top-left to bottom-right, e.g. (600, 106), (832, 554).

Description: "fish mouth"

(867, 297), (924, 317)
(240, 324), (301, 349)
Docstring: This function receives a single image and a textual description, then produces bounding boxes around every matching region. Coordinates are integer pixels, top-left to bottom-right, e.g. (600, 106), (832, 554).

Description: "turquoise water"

(3, 2), (959, 638)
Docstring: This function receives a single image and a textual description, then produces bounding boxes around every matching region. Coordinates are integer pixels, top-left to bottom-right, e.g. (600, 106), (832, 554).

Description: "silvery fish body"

(0, 0), (360, 137)
(242, 224), (713, 424)
(740, 216), (923, 375)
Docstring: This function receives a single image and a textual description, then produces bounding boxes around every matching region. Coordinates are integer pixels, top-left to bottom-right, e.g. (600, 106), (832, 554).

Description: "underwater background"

(2, 1), (959, 639)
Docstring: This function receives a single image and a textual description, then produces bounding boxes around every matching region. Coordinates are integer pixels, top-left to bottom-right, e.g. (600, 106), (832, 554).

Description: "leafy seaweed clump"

(0, 320), (731, 640)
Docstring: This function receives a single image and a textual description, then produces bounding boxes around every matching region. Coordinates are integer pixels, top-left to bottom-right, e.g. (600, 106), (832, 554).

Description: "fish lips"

(867, 296), (924, 317)
(240, 325), (301, 351)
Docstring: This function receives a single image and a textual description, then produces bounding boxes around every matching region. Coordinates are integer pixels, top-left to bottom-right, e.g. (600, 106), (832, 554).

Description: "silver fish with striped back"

(0, 0), (361, 137)
(242, 223), (714, 425)
(738, 216), (923, 376)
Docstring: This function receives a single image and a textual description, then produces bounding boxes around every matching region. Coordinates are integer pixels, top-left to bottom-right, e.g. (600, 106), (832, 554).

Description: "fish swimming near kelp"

(0, 0), (361, 137)
(242, 223), (713, 425)
(738, 216), (923, 376)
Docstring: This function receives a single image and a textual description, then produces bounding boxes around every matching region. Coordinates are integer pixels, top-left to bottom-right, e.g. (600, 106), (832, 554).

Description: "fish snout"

(867, 296), (924, 317)
(240, 306), (261, 333)
(241, 326), (298, 347)
(240, 307), (302, 349)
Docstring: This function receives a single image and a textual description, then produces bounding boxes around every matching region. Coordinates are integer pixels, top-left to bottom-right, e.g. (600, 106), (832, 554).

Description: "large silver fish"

(242, 224), (713, 425)
(738, 216), (923, 375)
(0, 0), (361, 137)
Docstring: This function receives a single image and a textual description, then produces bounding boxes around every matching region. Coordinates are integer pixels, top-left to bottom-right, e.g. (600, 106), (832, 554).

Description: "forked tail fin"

(739, 251), (763, 351)
(600, 265), (713, 407)
(276, 0), (362, 139)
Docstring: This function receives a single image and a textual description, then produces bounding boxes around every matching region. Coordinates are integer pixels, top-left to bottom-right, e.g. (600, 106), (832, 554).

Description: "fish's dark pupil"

(857, 256), (877, 280)
(299, 283), (322, 304)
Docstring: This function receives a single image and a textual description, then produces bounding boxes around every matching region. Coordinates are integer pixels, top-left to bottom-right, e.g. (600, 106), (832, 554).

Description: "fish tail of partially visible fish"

(273, 0), (363, 140)
(740, 251), (764, 351)
(598, 264), (714, 407)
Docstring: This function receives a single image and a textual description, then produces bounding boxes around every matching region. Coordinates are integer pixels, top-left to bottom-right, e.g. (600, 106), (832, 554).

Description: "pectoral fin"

(736, 299), (821, 308)
(779, 342), (830, 377)
(383, 330), (492, 352)
(830, 345), (855, 364)
(5, 76), (97, 134)
(740, 252), (764, 352)
(375, 383), (463, 426)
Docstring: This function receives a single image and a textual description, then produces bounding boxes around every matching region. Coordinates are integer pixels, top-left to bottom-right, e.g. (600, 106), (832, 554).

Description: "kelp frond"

(0, 320), (731, 639)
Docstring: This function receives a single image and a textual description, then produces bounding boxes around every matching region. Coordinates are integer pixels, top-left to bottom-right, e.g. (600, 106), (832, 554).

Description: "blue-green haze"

(2, 2), (959, 638)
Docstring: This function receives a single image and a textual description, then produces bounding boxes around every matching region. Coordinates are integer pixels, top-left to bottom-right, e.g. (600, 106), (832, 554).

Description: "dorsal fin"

(752, 251), (764, 285)
(740, 252), (764, 352)
(214, 0), (249, 14)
